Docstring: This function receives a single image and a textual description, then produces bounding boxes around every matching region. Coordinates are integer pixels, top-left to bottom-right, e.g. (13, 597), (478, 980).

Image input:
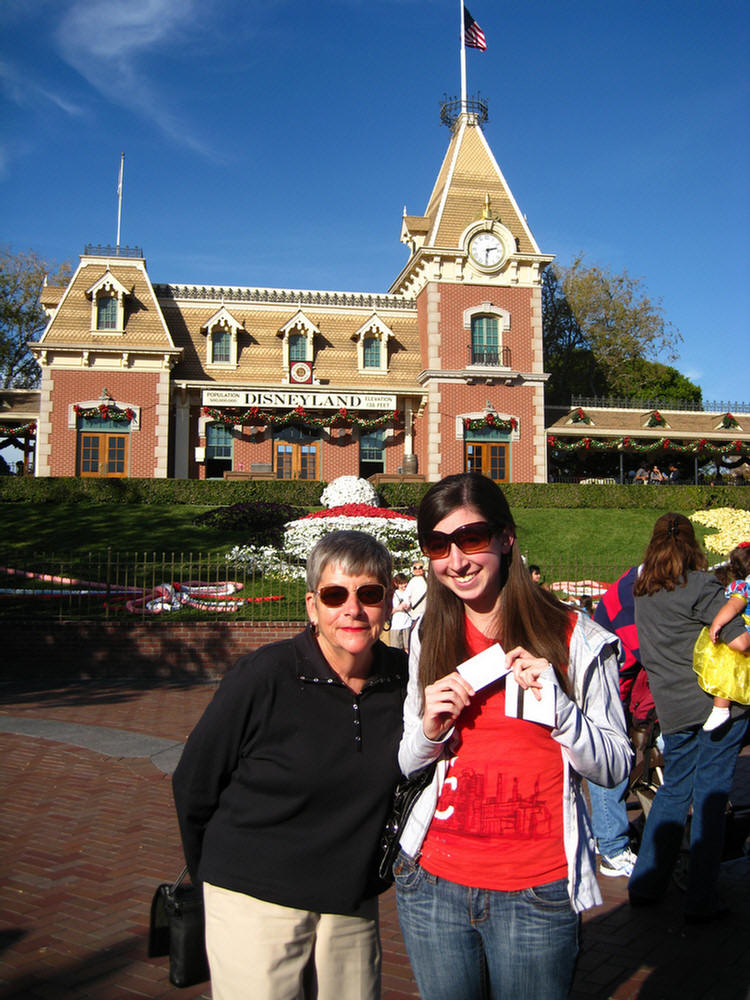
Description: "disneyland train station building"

(7, 102), (749, 484)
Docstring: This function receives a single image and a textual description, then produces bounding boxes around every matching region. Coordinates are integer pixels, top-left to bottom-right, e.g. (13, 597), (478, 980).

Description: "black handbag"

(148, 867), (210, 988)
(378, 761), (437, 884)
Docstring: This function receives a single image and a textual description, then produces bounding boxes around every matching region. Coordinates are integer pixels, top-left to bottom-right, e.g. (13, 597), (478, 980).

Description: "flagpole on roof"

(459, 1), (468, 112)
(116, 153), (124, 251)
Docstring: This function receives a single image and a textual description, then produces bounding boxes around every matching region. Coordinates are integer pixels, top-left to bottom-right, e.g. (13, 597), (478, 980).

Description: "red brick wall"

(196, 405), (408, 480)
(47, 371), (163, 477)
(3, 620), (303, 683)
(433, 284), (535, 372)
(412, 280), (539, 480)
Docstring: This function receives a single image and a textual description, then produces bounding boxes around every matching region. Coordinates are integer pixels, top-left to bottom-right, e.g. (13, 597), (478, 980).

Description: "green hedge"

(377, 482), (750, 511)
(0, 477), (326, 506)
(1, 477), (748, 511)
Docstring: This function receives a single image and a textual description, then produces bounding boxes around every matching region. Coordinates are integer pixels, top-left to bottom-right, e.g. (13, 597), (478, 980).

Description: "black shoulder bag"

(148, 866), (210, 988)
(378, 760), (437, 884)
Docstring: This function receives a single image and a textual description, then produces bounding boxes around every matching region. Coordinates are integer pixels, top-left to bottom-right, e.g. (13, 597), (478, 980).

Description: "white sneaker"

(599, 847), (637, 878)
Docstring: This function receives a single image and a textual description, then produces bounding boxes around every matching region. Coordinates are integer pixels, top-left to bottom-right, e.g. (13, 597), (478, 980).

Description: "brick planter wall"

(2, 620), (305, 685)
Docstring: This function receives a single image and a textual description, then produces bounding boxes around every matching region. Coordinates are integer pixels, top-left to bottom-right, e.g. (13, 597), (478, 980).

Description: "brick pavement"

(1, 680), (749, 1000)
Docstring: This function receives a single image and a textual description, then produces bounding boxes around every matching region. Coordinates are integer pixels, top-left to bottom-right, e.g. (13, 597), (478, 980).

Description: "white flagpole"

(459, 2), (467, 111)
(116, 153), (124, 250)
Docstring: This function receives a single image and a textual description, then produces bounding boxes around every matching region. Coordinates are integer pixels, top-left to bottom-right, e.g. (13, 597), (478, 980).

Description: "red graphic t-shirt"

(419, 616), (568, 890)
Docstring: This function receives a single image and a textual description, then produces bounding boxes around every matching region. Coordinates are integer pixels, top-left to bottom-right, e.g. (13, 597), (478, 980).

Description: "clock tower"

(390, 98), (553, 483)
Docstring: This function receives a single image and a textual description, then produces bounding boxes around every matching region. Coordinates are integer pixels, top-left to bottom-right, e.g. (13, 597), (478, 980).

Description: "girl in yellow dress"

(694, 542), (750, 730)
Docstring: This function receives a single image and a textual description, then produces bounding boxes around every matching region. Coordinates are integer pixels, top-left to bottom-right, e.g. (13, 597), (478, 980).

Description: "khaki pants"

(203, 882), (381, 1000)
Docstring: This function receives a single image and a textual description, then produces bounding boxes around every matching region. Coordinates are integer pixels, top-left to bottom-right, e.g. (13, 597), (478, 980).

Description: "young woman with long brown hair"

(393, 473), (632, 999)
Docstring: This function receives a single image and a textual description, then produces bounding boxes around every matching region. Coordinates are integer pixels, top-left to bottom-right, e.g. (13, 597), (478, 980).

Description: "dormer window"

(363, 335), (381, 368)
(202, 306), (242, 368)
(211, 327), (232, 364)
(86, 269), (130, 334)
(288, 332), (308, 362)
(279, 311), (318, 377)
(354, 315), (393, 374)
(97, 295), (118, 330)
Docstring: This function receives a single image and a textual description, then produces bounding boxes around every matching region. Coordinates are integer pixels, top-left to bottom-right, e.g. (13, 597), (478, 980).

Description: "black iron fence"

(0, 550), (633, 622)
(0, 551), (308, 622)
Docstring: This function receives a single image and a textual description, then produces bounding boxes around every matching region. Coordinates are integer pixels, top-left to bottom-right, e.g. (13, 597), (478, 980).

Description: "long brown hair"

(416, 473), (572, 692)
(633, 513), (707, 597)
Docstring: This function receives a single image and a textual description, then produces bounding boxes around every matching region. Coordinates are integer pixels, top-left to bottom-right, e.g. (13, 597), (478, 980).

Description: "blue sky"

(2, 0), (748, 405)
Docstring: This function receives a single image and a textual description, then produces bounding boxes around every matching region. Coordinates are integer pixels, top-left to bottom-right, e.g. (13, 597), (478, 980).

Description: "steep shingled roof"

(421, 115), (540, 254)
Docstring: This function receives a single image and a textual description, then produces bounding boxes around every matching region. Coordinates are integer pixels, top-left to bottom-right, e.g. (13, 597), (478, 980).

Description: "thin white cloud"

(0, 59), (86, 117)
(54, 0), (217, 157)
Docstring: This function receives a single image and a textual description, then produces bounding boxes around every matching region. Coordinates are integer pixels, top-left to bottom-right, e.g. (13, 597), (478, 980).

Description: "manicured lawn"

(0, 502), (717, 569)
(0, 501), (725, 621)
(0, 504), (250, 558)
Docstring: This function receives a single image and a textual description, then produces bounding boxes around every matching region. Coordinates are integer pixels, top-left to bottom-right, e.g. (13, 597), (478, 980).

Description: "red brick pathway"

(1, 681), (749, 999)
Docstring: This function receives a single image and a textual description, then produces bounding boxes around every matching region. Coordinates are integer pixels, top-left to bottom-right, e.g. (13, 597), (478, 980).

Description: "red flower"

(302, 505), (415, 521)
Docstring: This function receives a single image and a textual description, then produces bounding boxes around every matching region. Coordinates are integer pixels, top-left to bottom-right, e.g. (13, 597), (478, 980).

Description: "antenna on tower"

(116, 153), (125, 251)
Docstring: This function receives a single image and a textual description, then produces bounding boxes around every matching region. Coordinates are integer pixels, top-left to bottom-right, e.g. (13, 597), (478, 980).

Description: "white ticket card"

(504, 672), (556, 727)
(456, 643), (509, 691)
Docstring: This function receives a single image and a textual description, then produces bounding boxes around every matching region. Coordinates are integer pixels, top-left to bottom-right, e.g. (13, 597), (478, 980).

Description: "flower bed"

(691, 508), (750, 556)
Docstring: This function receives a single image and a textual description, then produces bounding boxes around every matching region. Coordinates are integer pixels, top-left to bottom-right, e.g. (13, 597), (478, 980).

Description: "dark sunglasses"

(316, 584), (386, 608)
(421, 521), (494, 559)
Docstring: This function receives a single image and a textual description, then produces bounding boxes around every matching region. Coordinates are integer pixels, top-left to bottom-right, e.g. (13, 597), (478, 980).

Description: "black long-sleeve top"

(172, 628), (406, 916)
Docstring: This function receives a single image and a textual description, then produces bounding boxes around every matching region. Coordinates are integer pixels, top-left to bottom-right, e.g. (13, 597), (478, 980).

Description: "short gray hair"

(306, 530), (393, 592)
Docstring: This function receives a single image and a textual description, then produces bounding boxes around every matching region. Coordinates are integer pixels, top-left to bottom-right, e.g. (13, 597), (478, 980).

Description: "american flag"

(464, 7), (487, 50)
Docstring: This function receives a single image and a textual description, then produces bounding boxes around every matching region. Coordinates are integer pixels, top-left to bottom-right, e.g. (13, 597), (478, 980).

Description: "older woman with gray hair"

(173, 530), (406, 1000)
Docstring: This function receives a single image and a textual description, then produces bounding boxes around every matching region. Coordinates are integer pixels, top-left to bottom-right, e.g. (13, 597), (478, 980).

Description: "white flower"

(225, 544), (306, 580)
(283, 514), (421, 567)
(319, 476), (379, 508)
(691, 508), (750, 556)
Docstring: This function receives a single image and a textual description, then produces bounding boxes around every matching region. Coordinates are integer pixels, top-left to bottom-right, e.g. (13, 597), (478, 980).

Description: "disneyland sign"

(202, 389), (397, 411)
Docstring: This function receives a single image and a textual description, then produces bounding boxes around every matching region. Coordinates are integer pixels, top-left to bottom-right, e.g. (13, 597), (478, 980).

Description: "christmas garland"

(547, 435), (750, 458)
(202, 406), (403, 431)
(73, 404), (135, 423)
(463, 414), (518, 433)
(0, 422), (36, 437)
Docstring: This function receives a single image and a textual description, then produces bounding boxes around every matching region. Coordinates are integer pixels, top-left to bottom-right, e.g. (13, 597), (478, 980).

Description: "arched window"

(202, 307), (242, 368)
(354, 315), (392, 373)
(471, 316), (499, 365)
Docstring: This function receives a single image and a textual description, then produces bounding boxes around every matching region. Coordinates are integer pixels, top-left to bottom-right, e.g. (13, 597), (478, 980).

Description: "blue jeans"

(394, 852), (579, 1000)
(629, 717), (747, 913)
(587, 775), (631, 857)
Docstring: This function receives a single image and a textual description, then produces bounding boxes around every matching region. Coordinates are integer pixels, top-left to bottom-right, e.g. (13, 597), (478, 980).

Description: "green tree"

(0, 247), (70, 388)
(617, 357), (702, 404)
(542, 254), (691, 404)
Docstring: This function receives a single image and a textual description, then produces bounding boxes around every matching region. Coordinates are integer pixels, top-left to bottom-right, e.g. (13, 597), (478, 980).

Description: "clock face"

(469, 231), (504, 269)
(290, 361), (312, 383)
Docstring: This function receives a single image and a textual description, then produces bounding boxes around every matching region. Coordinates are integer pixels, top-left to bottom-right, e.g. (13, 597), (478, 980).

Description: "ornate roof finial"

(482, 193), (492, 219)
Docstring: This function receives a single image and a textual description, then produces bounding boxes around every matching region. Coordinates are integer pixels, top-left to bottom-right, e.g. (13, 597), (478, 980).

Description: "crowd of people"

(172, 476), (750, 999)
